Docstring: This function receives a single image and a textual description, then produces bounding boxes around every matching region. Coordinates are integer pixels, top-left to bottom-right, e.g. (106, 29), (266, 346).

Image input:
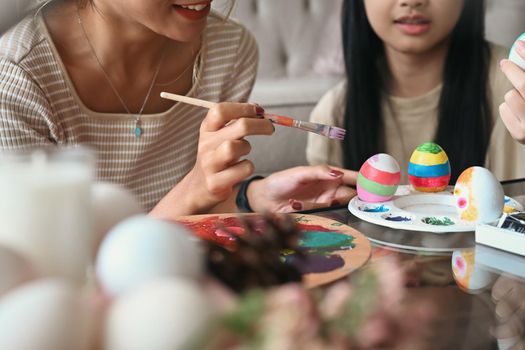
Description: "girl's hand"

(247, 165), (358, 212)
(500, 42), (525, 144)
(151, 103), (274, 217)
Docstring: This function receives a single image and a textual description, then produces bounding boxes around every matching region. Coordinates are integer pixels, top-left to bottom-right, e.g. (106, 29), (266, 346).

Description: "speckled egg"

(357, 153), (401, 203)
(454, 166), (504, 223)
(408, 142), (450, 192)
(509, 33), (525, 70)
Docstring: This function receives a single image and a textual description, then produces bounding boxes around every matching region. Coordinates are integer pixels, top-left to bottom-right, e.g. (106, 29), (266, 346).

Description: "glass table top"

(299, 179), (525, 350)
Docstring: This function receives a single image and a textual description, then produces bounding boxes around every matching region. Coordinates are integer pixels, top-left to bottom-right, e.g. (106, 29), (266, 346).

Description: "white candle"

(0, 148), (94, 283)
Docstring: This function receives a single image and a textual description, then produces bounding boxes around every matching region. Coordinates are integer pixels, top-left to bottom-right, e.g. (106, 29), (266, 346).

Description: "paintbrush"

(160, 92), (346, 140)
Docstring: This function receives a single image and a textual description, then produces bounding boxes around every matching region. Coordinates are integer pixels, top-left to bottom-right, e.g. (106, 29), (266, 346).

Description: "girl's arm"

(500, 41), (525, 144)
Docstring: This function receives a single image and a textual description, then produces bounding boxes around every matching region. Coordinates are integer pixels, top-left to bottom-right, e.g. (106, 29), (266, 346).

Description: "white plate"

(348, 185), (523, 234)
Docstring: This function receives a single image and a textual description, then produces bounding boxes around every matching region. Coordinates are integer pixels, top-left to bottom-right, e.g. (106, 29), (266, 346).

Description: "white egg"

(96, 215), (203, 296)
(0, 245), (36, 296)
(452, 250), (496, 294)
(509, 33), (525, 70)
(0, 279), (96, 350)
(105, 278), (213, 350)
(92, 182), (143, 251)
(454, 166), (504, 223)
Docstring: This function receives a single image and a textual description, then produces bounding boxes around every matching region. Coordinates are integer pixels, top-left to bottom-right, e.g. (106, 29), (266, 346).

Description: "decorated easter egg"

(454, 166), (504, 223)
(408, 142), (450, 192)
(357, 153), (401, 203)
(509, 33), (525, 70)
(96, 215), (203, 296)
(105, 278), (213, 350)
(452, 250), (496, 294)
(0, 279), (96, 350)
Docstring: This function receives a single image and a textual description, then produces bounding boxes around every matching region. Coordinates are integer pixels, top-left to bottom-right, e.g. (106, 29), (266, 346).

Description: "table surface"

(301, 178), (525, 350)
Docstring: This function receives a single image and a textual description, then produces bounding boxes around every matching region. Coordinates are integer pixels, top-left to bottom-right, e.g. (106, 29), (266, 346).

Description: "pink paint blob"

(457, 197), (467, 209)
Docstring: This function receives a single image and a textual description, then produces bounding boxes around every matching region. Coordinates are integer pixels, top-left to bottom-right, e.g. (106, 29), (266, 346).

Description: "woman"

(307, 0), (525, 183)
(0, 0), (356, 218)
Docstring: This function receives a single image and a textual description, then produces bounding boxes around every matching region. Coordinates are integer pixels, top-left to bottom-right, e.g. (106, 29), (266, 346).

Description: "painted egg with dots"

(408, 142), (450, 192)
(453, 166), (504, 223)
(509, 33), (525, 70)
(357, 153), (401, 203)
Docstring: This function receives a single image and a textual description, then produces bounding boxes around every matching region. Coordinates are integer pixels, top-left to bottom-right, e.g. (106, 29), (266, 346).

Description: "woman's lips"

(394, 16), (431, 35)
(173, 2), (211, 21)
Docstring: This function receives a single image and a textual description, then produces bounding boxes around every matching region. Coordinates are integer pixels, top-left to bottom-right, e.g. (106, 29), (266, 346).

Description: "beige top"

(0, 13), (258, 211)
(307, 44), (525, 182)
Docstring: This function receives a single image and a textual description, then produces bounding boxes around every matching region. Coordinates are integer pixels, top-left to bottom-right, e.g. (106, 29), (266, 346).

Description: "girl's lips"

(394, 15), (431, 35)
(395, 22), (431, 35)
(173, 2), (211, 21)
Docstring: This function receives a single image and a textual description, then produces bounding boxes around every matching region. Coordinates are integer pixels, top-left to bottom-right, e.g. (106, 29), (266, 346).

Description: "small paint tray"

(348, 185), (523, 234)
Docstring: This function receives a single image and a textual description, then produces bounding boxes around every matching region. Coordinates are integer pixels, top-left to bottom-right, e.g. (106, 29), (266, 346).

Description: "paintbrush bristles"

(328, 126), (346, 141)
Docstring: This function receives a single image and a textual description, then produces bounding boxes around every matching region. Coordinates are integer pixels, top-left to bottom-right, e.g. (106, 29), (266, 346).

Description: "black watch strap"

(236, 176), (264, 212)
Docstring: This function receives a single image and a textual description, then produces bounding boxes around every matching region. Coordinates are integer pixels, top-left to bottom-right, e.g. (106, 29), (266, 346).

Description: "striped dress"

(0, 12), (258, 211)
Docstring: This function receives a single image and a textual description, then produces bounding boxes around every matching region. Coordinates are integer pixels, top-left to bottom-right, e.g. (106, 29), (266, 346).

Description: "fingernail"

(291, 200), (303, 211)
(254, 104), (265, 116)
(500, 59), (507, 67)
(329, 170), (344, 177)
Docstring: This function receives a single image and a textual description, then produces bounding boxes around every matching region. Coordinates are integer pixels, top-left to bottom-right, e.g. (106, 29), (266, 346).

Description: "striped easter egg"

(408, 142), (450, 192)
(357, 153), (401, 203)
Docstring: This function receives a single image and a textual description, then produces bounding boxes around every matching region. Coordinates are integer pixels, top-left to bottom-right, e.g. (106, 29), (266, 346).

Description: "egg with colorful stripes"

(408, 142), (450, 192)
(357, 153), (401, 203)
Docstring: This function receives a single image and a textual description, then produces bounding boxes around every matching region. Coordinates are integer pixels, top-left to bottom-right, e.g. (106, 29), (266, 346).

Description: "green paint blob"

(300, 231), (355, 251)
(416, 142), (442, 154)
(422, 217), (455, 226)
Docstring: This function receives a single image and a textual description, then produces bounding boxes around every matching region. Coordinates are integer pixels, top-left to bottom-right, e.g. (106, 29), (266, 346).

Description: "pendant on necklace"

(134, 118), (142, 138)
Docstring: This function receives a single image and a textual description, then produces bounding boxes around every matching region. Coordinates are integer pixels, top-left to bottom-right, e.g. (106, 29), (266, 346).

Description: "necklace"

(76, 7), (165, 138)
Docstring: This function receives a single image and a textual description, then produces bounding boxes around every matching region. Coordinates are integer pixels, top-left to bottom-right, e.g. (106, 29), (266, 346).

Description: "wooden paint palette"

(176, 213), (371, 288)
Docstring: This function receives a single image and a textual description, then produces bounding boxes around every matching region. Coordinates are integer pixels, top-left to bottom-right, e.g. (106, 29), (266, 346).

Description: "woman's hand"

(151, 103), (274, 217)
(500, 41), (525, 144)
(247, 165), (358, 212)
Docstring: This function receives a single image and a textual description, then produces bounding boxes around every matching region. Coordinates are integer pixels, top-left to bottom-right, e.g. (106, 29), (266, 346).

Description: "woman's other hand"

(248, 165), (358, 212)
(500, 41), (525, 144)
(151, 103), (274, 217)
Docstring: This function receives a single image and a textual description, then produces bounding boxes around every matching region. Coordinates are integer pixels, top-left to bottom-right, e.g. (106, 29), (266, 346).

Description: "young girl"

(500, 41), (525, 144)
(0, 0), (356, 218)
(307, 0), (525, 183)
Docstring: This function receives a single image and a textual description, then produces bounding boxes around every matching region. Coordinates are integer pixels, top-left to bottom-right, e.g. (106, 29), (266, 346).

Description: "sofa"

(214, 0), (525, 176)
(213, 0), (344, 175)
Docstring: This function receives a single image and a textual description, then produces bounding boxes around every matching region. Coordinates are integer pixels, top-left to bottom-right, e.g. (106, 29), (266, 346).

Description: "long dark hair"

(342, 0), (491, 182)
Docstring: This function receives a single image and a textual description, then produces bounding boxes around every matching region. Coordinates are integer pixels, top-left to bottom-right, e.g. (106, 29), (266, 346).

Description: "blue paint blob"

(299, 231), (355, 252)
(360, 204), (389, 213)
(385, 215), (412, 222)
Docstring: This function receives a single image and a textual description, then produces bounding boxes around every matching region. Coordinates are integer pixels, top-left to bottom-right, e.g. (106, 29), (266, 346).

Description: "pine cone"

(206, 213), (305, 293)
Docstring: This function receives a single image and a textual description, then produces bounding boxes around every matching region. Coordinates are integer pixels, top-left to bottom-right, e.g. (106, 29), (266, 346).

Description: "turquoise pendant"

(134, 119), (142, 138)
